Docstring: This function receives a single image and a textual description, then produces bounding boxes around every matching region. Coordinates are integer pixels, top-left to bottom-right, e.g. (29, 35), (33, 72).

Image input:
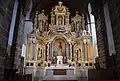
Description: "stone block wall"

(108, 0), (120, 69)
(88, 69), (115, 80)
(0, 0), (14, 79)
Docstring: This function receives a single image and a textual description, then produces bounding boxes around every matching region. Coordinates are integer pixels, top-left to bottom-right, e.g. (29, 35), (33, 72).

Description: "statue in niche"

(44, 21), (48, 31)
(51, 7), (55, 25)
(34, 11), (38, 29)
(76, 21), (80, 32)
(31, 39), (36, 60)
(71, 21), (75, 32)
(76, 50), (78, 61)
(51, 13), (55, 25)
(81, 13), (85, 29)
(58, 16), (63, 25)
(53, 56), (57, 64)
(39, 20), (43, 32)
(78, 49), (81, 58)
(57, 42), (62, 56)
(65, 15), (69, 25)
(76, 49), (81, 61)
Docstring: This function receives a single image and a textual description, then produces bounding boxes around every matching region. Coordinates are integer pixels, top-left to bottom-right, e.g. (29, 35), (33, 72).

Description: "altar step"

(43, 76), (76, 80)
(42, 76), (88, 81)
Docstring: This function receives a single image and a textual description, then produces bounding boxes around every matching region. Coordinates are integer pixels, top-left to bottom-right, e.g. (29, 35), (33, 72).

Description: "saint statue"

(39, 20), (43, 31)
(58, 16), (63, 25)
(57, 42), (62, 56)
(77, 21), (81, 31)
(78, 49), (81, 58)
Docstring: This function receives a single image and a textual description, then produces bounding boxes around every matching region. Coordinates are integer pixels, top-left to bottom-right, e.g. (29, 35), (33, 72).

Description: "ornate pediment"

(33, 1), (88, 34)
(54, 1), (68, 14)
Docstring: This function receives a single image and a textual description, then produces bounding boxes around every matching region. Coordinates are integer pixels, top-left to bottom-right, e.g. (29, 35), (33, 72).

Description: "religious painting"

(53, 39), (65, 56)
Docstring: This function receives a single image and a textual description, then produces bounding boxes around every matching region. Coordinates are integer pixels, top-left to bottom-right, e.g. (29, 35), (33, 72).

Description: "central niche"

(53, 38), (65, 56)
(51, 37), (70, 64)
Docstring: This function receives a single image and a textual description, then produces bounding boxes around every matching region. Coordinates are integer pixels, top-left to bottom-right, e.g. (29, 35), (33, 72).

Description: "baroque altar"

(25, 1), (94, 77)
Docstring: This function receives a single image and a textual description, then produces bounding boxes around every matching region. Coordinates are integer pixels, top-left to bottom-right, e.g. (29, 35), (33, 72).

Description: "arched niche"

(49, 37), (70, 64)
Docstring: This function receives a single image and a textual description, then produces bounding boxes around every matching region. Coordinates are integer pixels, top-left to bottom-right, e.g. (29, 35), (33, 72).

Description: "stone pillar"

(108, 0), (120, 69)
(90, 0), (111, 69)
(104, 3), (116, 56)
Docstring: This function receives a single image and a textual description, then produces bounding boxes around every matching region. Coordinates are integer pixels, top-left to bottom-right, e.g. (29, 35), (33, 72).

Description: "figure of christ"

(57, 42), (62, 56)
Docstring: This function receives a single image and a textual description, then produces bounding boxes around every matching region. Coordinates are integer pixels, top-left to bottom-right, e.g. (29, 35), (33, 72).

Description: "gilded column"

(45, 43), (47, 61)
(86, 42), (89, 62)
(66, 12), (70, 25)
(83, 39), (87, 62)
(56, 15), (58, 25)
(45, 42), (49, 62)
(86, 43), (88, 62)
(71, 43), (74, 61)
(62, 15), (64, 25)
(47, 42), (50, 62)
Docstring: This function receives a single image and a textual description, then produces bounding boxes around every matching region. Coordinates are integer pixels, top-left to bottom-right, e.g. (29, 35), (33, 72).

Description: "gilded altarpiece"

(26, 1), (94, 68)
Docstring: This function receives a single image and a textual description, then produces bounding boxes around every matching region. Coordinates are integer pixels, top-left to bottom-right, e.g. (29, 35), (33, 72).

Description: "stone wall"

(90, 0), (110, 69)
(108, 0), (120, 69)
(88, 69), (120, 80)
(10, 0), (29, 74)
(25, 67), (44, 81)
(0, 0), (14, 79)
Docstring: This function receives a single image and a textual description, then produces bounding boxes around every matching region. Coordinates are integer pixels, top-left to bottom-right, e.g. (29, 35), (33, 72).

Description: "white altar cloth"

(44, 65), (75, 76)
